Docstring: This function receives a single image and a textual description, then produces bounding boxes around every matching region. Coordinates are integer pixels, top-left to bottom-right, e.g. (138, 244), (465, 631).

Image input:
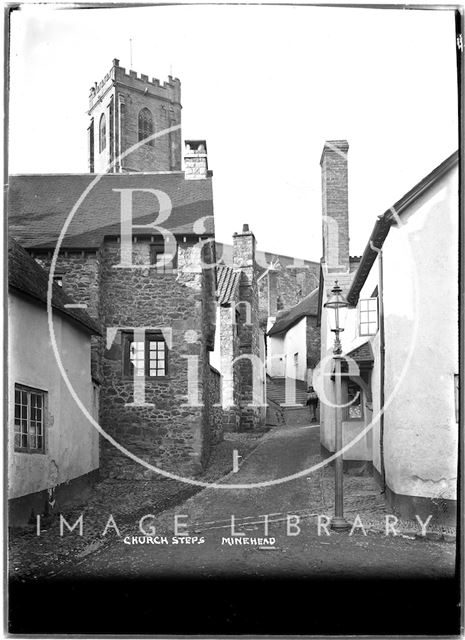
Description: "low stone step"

(282, 406), (313, 426)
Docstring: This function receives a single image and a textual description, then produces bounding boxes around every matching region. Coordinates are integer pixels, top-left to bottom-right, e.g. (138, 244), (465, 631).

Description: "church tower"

(87, 58), (182, 173)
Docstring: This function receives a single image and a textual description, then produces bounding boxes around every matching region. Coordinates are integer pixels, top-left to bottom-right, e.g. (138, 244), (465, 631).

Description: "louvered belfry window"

(99, 113), (106, 153)
(138, 108), (154, 146)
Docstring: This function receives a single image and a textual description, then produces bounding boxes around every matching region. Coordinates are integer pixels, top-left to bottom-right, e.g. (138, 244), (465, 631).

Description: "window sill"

(14, 449), (46, 455)
(147, 267), (178, 274)
(122, 376), (172, 382)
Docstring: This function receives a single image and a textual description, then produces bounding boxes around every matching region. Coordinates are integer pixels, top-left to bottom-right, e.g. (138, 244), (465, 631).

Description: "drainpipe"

(370, 242), (386, 492)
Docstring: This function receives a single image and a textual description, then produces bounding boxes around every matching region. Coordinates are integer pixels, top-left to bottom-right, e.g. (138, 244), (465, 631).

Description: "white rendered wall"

(267, 316), (285, 377)
(8, 296), (99, 499)
(283, 317), (307, 381)
(381, 167), (458, 501)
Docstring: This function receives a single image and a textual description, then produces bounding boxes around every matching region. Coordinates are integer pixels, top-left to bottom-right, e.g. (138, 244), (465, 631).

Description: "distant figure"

(306, 385), (319, 423)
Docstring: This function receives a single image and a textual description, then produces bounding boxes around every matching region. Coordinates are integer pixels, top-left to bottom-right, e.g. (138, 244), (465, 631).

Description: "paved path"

(57, 423), (455, 580)
(10, 423), (458, 636)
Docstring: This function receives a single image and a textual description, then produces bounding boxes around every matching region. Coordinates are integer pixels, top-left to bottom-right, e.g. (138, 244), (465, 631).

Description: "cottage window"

(150, 241), (177, 273)
(53, 275), (63, 287)
(99, 113), (106, 153)
(138, 108), (154, 146)
(123, 332), (168, 378)
(359, 297), (378, 336)
(344, 380), (363, 421)
(14, 385), (46, 453)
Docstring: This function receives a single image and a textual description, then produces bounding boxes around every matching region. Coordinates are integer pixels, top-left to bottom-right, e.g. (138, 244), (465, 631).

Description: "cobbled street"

(10, 422), (456, 581)
(9, 421), (459, 635)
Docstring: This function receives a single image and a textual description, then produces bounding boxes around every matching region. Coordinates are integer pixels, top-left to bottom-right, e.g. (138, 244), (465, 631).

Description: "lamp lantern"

(324, 280), (351, 531)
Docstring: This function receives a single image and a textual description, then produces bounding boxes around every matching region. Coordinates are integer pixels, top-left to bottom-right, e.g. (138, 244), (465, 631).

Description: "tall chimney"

(320, 140), (350, 272)
(233, 223), (256, 277)
(184, 140), (208, 180)
(232, 224), (260, 431)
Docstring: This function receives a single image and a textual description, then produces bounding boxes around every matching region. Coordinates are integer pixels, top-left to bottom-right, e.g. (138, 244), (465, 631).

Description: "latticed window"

(14, 385), (46, 453)
(344, 381), (363, 421)
(99, 113), (106, 153)
(138, 108), (153, 146)
(124, 332), (168, 378)
(359, 297), (378, 336)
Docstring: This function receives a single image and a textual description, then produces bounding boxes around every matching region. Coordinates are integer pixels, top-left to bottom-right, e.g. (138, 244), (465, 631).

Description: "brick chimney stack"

(184, 140), (208, 180)
(320, 140), (350, 272)
(231, 224), (260, 431)
(233, 224), (256, 280)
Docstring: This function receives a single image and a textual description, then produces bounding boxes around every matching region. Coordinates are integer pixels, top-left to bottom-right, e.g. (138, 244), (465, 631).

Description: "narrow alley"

(9, 420), (458, 635)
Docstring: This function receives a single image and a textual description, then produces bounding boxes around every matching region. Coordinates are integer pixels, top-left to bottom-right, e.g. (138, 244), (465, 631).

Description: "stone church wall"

(33, 250), (104, 382)
(257, 263), (319, 328)
(34, 237), (217, 481)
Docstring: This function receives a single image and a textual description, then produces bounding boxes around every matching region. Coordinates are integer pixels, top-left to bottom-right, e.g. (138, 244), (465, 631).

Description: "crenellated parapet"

(89, 58), (181, 113)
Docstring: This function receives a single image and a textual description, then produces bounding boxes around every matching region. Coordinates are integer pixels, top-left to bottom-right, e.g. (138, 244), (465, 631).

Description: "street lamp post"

(324, 280), (351, 531)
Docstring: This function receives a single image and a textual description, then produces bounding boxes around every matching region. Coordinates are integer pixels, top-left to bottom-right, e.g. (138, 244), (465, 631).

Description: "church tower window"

(138, 108), (154, 146)
(88, 61), (181, 171)
(99, 113), (106, 153)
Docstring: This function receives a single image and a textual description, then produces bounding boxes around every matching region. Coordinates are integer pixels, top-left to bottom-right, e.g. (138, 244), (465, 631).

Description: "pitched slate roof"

(268, 287), (319, 336)
(346, 341), (374, 363)
(216, 265), (241, 305)
(8, 237), (100, 335)
(8, 173), (214, 249)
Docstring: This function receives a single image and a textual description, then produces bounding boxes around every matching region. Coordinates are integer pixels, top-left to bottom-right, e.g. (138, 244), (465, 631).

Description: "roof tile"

(8, 173), (214, 249)
(268, 287), (319, 336)
(8, 237), (100, 334)
(217, 265), (241, 305)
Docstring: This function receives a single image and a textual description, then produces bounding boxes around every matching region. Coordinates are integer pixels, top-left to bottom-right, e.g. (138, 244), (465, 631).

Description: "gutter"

(369, 242), (386, 493)
(348, 150), (459, 307)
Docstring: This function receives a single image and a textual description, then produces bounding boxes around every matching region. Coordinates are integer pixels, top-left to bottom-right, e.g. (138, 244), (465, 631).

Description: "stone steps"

(266, 376), (308, 406)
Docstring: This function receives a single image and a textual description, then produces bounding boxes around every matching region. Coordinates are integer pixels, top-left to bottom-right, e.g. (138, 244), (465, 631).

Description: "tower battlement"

(89, 59), (181, 113)
(87, 58), (182, 174)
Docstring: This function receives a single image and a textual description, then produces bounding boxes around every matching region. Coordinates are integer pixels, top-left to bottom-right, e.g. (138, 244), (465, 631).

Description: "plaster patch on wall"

(410, 474), (456, 501)
(48, 459), (59, 488)
(411, 475), (454, 488)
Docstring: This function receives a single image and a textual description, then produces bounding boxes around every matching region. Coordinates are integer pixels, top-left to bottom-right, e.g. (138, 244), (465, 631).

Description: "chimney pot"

(243, 224), (249, 233)
(113, 58), (120, 67)
(184, 139), (208, 180)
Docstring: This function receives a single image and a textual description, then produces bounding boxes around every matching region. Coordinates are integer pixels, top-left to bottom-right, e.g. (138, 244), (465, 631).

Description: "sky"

(8, 3), (458, 262)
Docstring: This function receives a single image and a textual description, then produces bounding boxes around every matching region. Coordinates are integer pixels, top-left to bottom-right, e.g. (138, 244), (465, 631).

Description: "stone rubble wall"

(34, 250), (104, 383)
(33, 237), (217, 482)
(208, 366), (223, 444)
(258, 264), (319, 329)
